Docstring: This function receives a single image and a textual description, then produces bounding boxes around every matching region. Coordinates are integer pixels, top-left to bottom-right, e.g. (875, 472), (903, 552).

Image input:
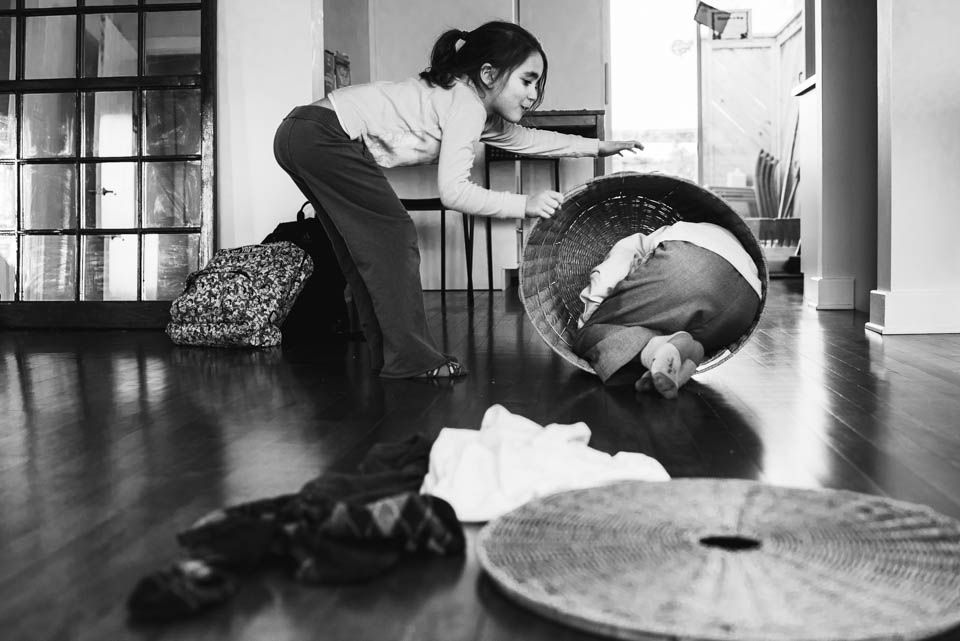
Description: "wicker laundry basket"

(477, 479), (960, 641)
(519, 172), (769, 374)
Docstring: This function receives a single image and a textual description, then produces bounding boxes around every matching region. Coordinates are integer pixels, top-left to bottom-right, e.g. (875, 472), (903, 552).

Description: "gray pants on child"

(574, 240), (760, 382)
(273, 105), (447, 378)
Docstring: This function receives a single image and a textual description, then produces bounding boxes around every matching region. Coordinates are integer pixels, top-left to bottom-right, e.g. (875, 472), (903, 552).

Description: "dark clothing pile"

(127, 434), (464, 622)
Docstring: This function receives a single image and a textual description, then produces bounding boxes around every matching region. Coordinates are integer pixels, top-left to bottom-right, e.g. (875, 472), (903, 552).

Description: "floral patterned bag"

(166, 241), (313, 347)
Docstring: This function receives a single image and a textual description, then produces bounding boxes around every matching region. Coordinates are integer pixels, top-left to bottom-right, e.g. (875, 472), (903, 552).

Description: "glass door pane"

(144, 10), (200, 75)
(83, 90), (137, 157)
(0, 16), (14, 81)
(22, 164), (77, 229)
(24, 15), (76, 79)
(0, 234), (14, 301)
(82, 234), (138, 300)
(23, 92), (77, 158)
(0, 93), (14, 158)
(83, 162), (137, 228)
(142, 233), (198, 300)
(25, 1), (77, 7)
(0, 162), (14, 228)
(144, 161), (200, 226)
(143, 88), (200, 155)
(83, 13), (139, 78)
(21, 235), (76, 300)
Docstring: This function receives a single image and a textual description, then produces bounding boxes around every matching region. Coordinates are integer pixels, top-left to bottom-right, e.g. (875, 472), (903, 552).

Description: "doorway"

(610, 0), (805, 277)
(609, 0), (698, 180)
(0, 0), (216, 327)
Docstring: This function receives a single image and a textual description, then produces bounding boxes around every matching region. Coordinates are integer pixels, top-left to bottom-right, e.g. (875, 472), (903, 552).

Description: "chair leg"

(485, 218), (493, 291)
(461, 213), (474, 294)
(440, 208), (446, 292)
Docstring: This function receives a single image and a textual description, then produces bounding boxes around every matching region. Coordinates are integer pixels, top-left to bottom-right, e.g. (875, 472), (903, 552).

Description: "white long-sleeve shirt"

(327, 77), (598, 219)
(578, 222), (762, 327)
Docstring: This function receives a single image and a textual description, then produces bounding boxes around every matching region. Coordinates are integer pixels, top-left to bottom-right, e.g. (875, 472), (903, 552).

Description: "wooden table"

(518, 109), (606, 177)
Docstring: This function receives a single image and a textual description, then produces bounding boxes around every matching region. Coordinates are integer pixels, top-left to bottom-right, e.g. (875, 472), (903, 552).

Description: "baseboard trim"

(869, 289), (960, 334)
(0, 302), (171, 329)
(805, 276), (855, 310)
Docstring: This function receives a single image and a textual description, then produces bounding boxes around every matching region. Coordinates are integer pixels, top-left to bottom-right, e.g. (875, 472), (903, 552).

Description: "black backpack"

(262, 202), (351, 342)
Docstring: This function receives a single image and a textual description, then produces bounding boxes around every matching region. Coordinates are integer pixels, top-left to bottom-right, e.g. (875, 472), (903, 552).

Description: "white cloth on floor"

(420, 404), (670, 523)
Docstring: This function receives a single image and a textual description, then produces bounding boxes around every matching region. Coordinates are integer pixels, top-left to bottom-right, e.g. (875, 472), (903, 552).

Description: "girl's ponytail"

(419, 29), (464, 88)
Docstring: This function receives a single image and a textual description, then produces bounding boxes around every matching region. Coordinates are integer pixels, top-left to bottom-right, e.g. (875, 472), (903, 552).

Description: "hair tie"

(455, 30), (468, 52)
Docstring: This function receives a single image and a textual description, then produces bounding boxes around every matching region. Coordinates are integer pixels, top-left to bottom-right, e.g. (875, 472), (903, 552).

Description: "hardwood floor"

(2, 278), (959, 641)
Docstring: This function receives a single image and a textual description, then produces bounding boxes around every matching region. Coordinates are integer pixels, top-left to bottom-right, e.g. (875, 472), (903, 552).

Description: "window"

(0, 0), (214, 325)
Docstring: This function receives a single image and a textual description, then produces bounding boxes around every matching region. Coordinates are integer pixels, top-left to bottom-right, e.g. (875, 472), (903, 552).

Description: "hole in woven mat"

(698, 535), (761, 551)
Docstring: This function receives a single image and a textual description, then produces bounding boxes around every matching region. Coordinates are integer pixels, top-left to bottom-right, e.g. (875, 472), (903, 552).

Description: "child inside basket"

(274, 21), (642, 381)
(574, 221), (762, 399)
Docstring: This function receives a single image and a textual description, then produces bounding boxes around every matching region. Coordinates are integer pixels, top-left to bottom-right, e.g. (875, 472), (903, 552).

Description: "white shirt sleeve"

(436, 96), (527, 219)
(578, 233), (645, 328)
(481, 116), (600, 157)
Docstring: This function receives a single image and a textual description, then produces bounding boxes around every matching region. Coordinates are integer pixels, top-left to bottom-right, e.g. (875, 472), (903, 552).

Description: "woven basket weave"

(477, 479), (960, 641)
(519, 172), (769, 374)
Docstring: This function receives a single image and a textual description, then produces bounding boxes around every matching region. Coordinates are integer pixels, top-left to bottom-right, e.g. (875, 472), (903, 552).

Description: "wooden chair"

(484, 146), (561, 291)
(399, 198), (475, 293)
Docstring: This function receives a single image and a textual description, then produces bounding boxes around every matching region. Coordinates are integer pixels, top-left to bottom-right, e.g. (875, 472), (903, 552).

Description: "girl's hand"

(525, 190), (563, 219)
(599, 140), (644, 157)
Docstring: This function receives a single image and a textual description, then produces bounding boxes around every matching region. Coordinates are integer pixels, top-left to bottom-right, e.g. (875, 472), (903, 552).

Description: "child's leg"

(281, 172), (384, 371)
(584, 242), (758, 356)
(274, 107), (452, 378)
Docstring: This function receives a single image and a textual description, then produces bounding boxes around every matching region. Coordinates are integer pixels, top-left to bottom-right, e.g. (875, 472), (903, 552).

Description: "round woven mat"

(477, 479), (960, 641)
(519, 172), (768, 374)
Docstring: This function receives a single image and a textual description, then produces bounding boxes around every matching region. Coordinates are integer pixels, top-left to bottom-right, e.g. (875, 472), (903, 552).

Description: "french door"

(0, 0), (215, 327)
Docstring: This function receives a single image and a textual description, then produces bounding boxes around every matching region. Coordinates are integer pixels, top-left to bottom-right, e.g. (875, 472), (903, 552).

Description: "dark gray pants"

(575, 241), (760, 382)
(273, 105), (447, 378)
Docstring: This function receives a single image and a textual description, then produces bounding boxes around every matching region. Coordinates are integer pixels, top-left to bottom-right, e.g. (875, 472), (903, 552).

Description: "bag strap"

(297, 200), (311, 222)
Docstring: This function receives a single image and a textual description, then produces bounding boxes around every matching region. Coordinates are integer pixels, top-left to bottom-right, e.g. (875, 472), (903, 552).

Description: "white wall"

(796, 78), (820, 295)
(818, 0), (877, 312)
(869, 0), (960, 333)
(324, 0), (370, 85)
(520, 0), (605, 112)
(798, 0), (877, 312)
(216, 0), (319, 249)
